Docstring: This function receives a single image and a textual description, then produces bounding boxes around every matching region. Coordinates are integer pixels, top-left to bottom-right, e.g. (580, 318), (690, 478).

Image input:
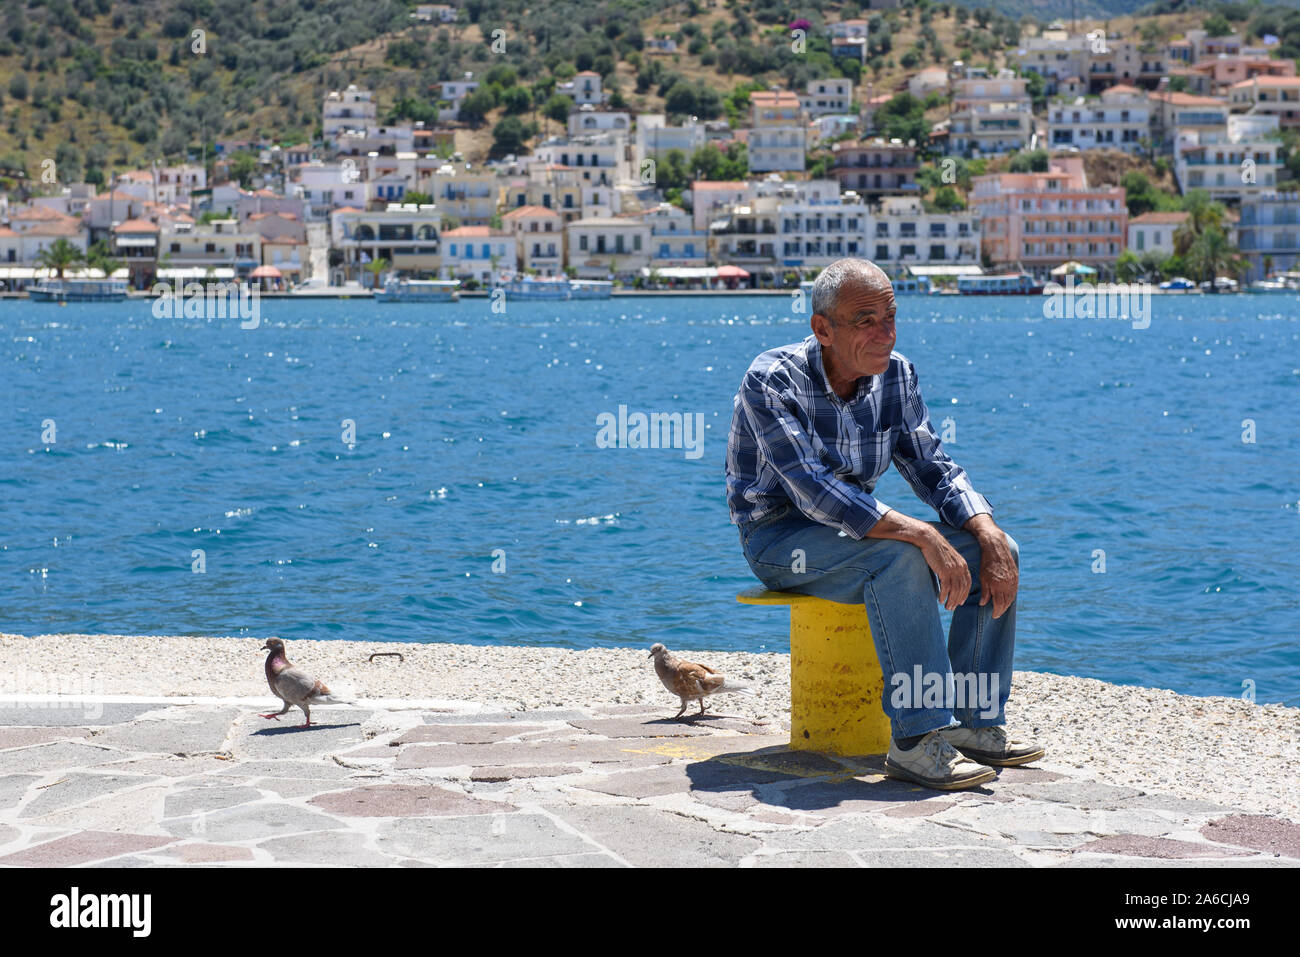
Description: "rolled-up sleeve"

(737, 371), (893, 538)
(891, 361), (993, 529)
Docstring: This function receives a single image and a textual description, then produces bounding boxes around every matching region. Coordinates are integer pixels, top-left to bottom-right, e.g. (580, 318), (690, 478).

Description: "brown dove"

(259, 637), (350, 727)
(649, 643), (755, 719)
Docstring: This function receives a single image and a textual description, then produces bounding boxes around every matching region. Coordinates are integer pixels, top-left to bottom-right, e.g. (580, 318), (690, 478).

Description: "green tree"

(229, 151), (258, 189)
(1115, 249), (1141, 283)
(1173, 189), (1225, 256)
(36, 238), (85, 279)
(543, 93), (574, 126)
(491, 116), (529, 156)
(1186, 225), (1244, 282)
(362, 256), (389, 289)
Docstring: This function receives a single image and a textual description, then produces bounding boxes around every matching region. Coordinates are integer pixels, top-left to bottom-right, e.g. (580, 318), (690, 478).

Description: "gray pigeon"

(260, 637), (350, 727)
(649, 643), (756, 719)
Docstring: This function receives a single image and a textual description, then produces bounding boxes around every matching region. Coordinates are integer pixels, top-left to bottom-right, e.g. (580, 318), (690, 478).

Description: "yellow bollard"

(738, 587), (891, 756)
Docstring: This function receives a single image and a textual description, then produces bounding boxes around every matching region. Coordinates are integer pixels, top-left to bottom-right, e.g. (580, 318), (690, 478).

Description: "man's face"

(812, 280), (897, 378)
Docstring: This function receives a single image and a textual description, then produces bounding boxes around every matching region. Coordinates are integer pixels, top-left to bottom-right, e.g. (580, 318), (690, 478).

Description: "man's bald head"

(810, 259), (893, 325)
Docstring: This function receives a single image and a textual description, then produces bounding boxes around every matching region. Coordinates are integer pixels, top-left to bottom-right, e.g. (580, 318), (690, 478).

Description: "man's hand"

(963, 514), (1018, 619)
(865, 510), (970, 611)
(919, 531), (972, 612)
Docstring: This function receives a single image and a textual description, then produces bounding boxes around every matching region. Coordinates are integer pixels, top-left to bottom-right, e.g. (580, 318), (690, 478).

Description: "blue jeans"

(739, 504), (1019, 740)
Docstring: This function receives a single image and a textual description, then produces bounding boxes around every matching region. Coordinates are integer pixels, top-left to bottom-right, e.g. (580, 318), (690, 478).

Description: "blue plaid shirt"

(726, 335), (993, 538)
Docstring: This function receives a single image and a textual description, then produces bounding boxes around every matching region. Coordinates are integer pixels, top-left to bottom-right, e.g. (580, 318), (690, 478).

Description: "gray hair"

(810, 258), (891, 321)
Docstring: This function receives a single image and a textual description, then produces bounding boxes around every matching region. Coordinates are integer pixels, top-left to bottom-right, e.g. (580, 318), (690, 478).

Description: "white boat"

(499, 276), (612, 300)
(28, 278), (128, 302)
(800, 278), (931, 295)
(958, 273), (1044, 295)
(374, 278), (460, 302)
(1246, 278), (1290, 293)
(569, 279), (613, 299)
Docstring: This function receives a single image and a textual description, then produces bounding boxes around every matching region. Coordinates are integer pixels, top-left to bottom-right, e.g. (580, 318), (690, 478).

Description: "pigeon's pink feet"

(259, 713), (282, 720)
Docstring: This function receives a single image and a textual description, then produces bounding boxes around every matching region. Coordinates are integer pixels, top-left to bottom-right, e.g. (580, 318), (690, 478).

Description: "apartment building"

(800, 78), (854, 118)
(323, 86), (376, 147)
(439, 226), (515, 282)
(500, 205), (564, 276)
(830, 138), (919, 198)
(1228, 75), (1300, 129)
(1174, 114), (1282, 203)
(948, 69), (1034, 155)
(971, 156), (1127, 278)
(1049, 85), (1150, 153)
(332, 204), (441, 280)
(747, 90), (806, 172)
(1236, 191), (1300, 279)
(566, 215), (650, 279)
(867, 196), (980, 270)
(1148, 90), (1230, 151)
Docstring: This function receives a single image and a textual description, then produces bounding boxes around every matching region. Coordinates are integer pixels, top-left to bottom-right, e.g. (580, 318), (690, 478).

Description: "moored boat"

(957, 273), (1043, 295)
(28, 278), (128, 302)
(374, 278), (460, 302)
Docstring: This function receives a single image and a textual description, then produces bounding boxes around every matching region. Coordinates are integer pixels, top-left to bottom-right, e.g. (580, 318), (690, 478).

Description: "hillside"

(0, 0), (1287, 189)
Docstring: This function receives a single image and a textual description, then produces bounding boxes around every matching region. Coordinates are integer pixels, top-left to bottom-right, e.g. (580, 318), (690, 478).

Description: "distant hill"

(0, 0), (1286, 188)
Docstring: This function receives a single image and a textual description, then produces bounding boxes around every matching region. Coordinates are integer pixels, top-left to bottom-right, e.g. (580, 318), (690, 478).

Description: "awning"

(905, 264), (984, 276)
(641, 267), (717, 279)
(115, 237), (157, 248)
(250, 265), (282, 278)
(157, 267), (237, 280)
(717, 265), (751, 278)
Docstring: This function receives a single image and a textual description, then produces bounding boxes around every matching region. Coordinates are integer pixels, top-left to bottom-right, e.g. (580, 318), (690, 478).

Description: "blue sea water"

(2, 294), (1298, 704)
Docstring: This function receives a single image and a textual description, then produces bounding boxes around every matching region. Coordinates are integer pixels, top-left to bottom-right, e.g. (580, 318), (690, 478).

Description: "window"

(876, 243), (888, 260)
(579, 235), (588, 251)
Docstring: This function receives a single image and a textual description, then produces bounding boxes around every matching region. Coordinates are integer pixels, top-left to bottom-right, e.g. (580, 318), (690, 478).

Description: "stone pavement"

(0, 698), (1298, 867)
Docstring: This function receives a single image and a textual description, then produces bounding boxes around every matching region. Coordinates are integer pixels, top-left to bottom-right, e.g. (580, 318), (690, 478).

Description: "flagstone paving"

(0, 700), (1297, 867)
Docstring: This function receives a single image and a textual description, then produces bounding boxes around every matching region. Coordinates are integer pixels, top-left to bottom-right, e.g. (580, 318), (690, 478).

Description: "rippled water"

(2, 294), (1298, 704)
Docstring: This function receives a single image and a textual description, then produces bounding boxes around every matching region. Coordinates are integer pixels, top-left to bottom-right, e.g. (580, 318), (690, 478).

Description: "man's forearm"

(863, 508), (942, 548)
(962, 512), (1002, 543)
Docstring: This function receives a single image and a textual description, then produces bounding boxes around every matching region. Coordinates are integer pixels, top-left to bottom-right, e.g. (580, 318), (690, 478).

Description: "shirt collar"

(808, 335), (871, 405)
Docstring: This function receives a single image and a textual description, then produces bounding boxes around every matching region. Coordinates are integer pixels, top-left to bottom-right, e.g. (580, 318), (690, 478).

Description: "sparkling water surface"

(2, 294), (1298, 704)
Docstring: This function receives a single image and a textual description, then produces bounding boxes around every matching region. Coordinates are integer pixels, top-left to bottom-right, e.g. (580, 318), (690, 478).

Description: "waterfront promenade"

(0, 634), (1296, 867)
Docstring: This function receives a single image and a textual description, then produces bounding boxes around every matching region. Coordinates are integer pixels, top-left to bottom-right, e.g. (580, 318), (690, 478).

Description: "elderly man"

(726, 258), (1043, 790)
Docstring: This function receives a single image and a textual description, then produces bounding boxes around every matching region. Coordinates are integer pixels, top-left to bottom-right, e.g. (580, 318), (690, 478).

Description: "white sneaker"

(940, 725), (1045, 767)
(884, 730), (997, 791)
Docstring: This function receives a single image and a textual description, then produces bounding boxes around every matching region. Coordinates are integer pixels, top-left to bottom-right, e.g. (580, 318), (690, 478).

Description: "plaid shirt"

(726, 335), (993, 538)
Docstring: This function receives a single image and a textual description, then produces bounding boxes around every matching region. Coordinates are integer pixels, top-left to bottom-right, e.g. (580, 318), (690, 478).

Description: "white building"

(559, 71), (608, 107)
(634, 114), (707, 171)
(428, 164), (499, 225)
(639, 203), (709, 267)
(439, 226), (515, 282)
(748, 90), (807, 173)
(332, 204), (442, 281)
(1174, 113), (1282, 203)
(867, 196), (980, 270)
(501, 205), (564, 276)
(948, 68), (1034, 156)
(566, 215), (650, 278)
(800, 78), (854, 118)
(532, 132), (631, 189)
(1049, 84), (1150, 153)
(778, 194), (871, 269)
(294, 163), (367, 220)
(323, 86), (376, 147)
(1127, 211), (1188, 257)
(568, 106), (632, 137)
